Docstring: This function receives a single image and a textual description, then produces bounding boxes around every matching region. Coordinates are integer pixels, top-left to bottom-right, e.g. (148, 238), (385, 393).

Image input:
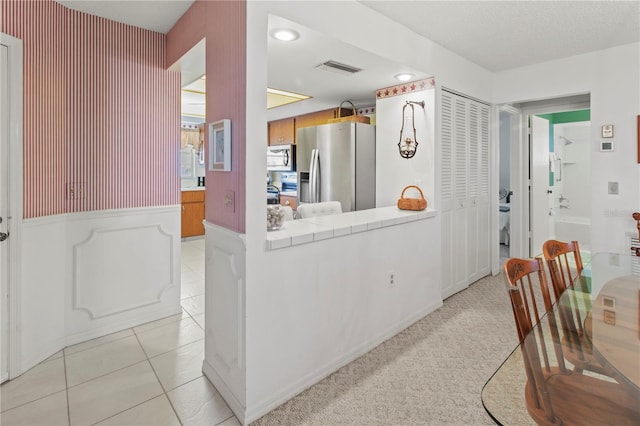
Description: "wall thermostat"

(601, 124), (614, 138)
(600, 140), (615, 152)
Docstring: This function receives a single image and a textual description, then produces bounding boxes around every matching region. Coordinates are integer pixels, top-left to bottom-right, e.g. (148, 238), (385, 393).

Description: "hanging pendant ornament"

(397, 101), (424, 159)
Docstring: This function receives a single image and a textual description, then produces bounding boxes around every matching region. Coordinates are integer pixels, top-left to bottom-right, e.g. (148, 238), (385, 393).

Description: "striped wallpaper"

(1, 0), (181, 218)
(167, 0), (247, 233)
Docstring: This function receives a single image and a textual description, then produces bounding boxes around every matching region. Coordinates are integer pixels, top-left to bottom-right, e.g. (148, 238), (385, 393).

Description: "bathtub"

(554, 216), (590, 249)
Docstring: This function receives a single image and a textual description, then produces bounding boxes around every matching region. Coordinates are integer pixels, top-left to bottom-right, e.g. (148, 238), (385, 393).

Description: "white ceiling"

(361, 0), (640, 72)
(57, 0), (194, 34)
(55, 0), (640, 117)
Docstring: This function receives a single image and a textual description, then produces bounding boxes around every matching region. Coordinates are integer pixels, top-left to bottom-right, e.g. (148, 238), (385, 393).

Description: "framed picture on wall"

(209, 119), (231, 171)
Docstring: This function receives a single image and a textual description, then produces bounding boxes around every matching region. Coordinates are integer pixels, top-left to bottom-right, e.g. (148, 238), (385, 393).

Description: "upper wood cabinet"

(295, 109), (337, 130)
(268, 117), (295, 146)
(267, 107), (358, 145)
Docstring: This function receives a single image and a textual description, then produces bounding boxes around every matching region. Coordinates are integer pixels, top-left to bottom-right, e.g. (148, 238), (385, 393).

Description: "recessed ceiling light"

(394, 73), (414, 82)
(270, 28), (300, 42)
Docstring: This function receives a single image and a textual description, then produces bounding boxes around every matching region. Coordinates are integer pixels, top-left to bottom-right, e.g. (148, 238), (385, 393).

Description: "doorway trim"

(510, 94), (590, 260)
(1, 32), (24, 381)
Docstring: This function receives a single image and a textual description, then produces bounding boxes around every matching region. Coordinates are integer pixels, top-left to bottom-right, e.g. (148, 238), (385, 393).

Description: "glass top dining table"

(482, 253), (640, 425)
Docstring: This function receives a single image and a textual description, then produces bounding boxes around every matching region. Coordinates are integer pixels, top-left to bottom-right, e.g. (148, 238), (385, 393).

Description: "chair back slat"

(506, 285), (557, 423)
(543, 239), (584, 298)
(503, 257), (566, 373)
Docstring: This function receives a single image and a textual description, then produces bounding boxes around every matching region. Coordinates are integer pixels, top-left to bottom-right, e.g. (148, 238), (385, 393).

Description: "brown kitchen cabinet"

(280, 195), (297, 210)
(181, 190), (205, 238)
(295, 109), (337, 130)
(268, 117), (295, 145)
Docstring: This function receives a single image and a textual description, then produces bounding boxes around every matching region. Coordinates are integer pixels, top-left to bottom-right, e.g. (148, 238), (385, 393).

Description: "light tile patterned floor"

(0, 238), (241, 426)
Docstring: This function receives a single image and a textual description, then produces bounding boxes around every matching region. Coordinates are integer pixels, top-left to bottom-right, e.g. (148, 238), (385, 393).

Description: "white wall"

(234, 1), (485, 423)
(493, 42), (640, 253)
(375, 87), (436, 208)
(16, 207), (182, 375)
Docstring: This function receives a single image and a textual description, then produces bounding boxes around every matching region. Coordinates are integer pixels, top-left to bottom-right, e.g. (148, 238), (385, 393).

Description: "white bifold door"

(441, 90), (491, 299)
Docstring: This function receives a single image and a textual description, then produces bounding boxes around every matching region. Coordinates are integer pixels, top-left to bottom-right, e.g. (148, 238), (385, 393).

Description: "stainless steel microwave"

(267, 144), (296, 171)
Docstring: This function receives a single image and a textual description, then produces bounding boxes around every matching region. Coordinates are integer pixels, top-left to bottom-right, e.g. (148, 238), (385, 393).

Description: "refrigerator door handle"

(310, 149), (319, 203)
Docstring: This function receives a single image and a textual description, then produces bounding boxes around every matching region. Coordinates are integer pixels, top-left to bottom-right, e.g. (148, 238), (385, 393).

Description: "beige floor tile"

(65, 335), (147, 387)
(133, 311), (187, 335)
(95, 395), (180, 426)
(181, 279), (204, 300)
(181, 295), (204, 317)
(67, 361), (163, 426)
(149, 340), (204, 391)
(218, 416), (241, 426)
(0, 357), (66, 412)
(43, 350), (64, 362)
(167, 376), (233, 426)
(135, 317), (204, 358)
(0, 390), (68, 426)
(64, 329), (133, 356)
(182, 260), (204, 273)
(181, 270), (204, 286)
(191, 313), (205, 330)
(181, 248), (203, 260)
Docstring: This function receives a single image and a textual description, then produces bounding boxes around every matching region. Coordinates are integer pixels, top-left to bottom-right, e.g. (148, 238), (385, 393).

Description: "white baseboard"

(65, 305), (182, 347)
(202, 360), (247, 426)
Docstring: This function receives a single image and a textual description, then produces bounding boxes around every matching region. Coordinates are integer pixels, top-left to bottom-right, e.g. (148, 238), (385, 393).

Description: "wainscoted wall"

(18, 207), (181, 373)
(1, 0), (183, 375)
(201, 221), (247, 420)
(1, 0), (180, 218)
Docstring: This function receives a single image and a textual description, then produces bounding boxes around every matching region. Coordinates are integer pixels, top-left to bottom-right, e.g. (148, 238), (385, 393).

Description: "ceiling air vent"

(314, 60), (362, 75)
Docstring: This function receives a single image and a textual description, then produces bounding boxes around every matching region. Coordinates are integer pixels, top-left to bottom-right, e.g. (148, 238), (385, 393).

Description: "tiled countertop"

(266, 206), (437, 250)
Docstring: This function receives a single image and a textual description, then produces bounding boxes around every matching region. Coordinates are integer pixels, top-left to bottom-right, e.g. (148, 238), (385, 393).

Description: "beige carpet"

(253, 273), (520, 425)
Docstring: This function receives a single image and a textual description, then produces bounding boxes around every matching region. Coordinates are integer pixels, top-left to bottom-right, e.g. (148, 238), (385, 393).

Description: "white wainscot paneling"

(19, 215), (67, 375)
(65, 206), (182, 345)
(202, 221), (247, 424)
(73, 225), (174, 318)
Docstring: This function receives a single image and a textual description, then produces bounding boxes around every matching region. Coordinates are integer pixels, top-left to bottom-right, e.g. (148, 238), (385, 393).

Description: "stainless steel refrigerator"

(296, 122), (376, 212)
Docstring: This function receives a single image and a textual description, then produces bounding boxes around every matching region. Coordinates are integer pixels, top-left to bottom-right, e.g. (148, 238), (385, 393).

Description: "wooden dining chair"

(543, 239), (614, 377)
(542, 239), (584, 300)
(503, 257), (565, 368)
(506, 279), (640, 425)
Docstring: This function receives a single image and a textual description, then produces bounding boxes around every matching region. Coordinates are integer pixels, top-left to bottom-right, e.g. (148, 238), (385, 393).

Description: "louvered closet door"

(441, 93), (455, 297)
(467, 101), (491, 282)
(441, 91), (491, 299)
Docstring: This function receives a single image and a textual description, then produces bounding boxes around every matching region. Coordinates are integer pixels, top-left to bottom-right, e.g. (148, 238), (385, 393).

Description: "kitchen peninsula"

(266, 206), (437, 249)
(203, 204), (442, 424)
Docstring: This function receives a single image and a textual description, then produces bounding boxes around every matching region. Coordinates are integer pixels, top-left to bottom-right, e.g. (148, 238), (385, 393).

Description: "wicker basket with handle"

(328, 100), (371, 124)
(397, 185), (427, 211)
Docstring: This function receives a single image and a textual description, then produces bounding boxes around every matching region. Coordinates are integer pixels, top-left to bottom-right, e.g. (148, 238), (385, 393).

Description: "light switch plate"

(608, 181), (619, 195)
(224, 190), (235, 212)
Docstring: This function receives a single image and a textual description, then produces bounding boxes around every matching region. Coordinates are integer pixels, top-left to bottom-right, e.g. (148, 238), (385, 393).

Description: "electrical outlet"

(388, 271), (395, 287)
(66, 182), (85, 199)
(608, 181), (619, 195)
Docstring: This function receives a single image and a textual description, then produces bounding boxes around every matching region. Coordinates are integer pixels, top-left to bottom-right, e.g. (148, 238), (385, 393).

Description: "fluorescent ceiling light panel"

(267, 88), (311, 109)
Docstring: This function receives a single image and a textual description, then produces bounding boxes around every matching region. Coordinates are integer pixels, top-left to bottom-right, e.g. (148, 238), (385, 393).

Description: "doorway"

(498, 95), (591, 261)
(1, 32), (24, 383)
(1, 41), (9, 383)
